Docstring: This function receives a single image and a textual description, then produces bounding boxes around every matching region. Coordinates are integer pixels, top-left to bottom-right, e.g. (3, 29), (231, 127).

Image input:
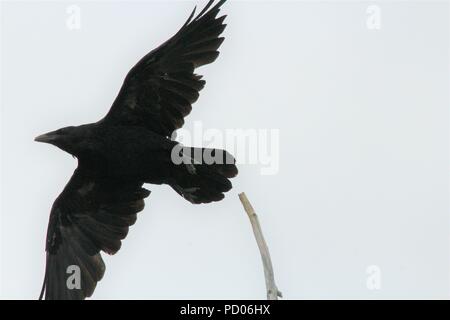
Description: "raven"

(35, 0), (236, 300)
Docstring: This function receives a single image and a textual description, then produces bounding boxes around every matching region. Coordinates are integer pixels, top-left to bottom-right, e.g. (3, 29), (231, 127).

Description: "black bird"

(35, 0), (236, 300)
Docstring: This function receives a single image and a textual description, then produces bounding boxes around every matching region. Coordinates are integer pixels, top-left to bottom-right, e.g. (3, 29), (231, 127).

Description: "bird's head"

(35, 125), (91, 156)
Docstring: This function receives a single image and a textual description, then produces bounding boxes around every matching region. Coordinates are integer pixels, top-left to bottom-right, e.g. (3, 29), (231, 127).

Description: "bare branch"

(239, 192), (282, 300)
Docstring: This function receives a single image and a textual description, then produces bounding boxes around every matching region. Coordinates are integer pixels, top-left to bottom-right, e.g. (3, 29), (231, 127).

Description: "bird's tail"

(169, 147), (238, 204)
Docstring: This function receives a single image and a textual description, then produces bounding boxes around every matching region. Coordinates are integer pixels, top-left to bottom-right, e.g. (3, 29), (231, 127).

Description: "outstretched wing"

(102, 0), (227, 138)
(39, 169), (150, 300)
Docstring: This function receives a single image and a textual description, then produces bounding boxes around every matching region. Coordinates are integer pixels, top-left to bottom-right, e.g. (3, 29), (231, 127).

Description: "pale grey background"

(1, 0), (449, 299)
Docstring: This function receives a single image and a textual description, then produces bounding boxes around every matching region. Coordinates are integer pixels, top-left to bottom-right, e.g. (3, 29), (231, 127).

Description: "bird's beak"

(34, 131), (59, 144)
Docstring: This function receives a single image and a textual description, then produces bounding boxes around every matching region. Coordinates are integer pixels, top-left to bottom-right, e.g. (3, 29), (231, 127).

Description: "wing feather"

(102, 0), (227, 137)
(39, 170), (150, 300)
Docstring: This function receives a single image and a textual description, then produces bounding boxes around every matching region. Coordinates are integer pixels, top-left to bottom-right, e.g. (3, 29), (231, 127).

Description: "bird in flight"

(35, 0), (236, 300)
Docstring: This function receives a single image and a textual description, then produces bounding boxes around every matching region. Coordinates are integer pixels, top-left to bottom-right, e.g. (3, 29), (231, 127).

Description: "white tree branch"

(239, 192), (282, 300)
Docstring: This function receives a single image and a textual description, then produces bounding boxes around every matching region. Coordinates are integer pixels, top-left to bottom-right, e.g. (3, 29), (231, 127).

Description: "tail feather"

(170, 147), (237, 204)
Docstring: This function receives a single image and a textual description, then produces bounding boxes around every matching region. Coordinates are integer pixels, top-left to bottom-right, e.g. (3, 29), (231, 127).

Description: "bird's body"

(70, 123), (176, 181)
(35, 0), (235, 300)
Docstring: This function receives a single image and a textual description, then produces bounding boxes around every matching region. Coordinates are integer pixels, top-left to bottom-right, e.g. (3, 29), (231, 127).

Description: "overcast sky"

(1, 0), (449, 299)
